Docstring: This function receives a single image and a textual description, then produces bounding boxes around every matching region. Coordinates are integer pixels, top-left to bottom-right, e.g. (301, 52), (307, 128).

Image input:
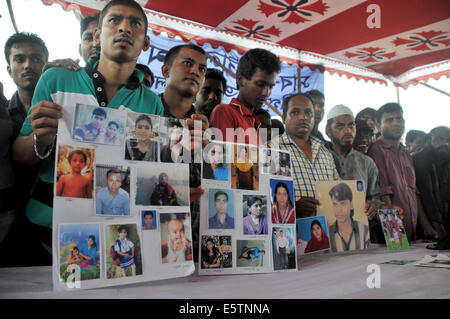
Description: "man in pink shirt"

(210, 48), (281, 145)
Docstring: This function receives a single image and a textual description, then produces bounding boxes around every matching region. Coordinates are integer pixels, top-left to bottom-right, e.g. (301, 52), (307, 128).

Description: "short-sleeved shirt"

(277, 133), (339, 200)
(21, 58), (164, 231)
(329, 219), (370, 252)
(95, 187), (130, 216)
(74, 123), (101, 142)
(210, 98), (261, 144)
(115, 237), (134, 253)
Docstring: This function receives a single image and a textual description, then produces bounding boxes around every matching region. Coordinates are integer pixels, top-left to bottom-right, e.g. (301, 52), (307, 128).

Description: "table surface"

(1, 243), (449, 299)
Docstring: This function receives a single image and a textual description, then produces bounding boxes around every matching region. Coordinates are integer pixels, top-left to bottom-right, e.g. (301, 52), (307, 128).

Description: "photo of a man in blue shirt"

(96, 168), (130, 216)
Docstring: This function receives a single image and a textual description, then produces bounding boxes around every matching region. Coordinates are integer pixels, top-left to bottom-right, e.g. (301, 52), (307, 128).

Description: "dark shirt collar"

(332, 218), (359, 234)
(159, 92), (196, 119)
(378, 136), (405, 151)
(7, 91), (26, 114)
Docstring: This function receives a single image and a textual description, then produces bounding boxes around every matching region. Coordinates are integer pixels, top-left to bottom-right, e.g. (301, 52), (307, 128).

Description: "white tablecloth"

(0, 243), (448, 299)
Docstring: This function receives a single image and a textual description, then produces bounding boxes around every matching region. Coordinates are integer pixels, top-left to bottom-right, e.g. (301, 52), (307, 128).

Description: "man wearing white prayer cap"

(325, 104), (384, 243)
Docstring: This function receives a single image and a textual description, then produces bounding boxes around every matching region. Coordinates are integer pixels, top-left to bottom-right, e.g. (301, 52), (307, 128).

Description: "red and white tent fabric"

(42, 0), (450, 89)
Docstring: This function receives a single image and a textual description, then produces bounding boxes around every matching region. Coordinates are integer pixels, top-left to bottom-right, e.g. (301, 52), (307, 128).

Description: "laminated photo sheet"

(198, 145), (297, 275)
(52, 104), (194, 291)
(315, 180), (370, 253)
(378, 209), (410, 251)
(296, 216), (331, 255)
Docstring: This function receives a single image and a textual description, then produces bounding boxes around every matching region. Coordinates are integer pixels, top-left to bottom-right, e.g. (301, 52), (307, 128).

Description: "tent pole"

(297, 64), (302, 93)
(396, 86), (400, 104)
(419, 81), (450, 97)
(6, 0), (19, 33)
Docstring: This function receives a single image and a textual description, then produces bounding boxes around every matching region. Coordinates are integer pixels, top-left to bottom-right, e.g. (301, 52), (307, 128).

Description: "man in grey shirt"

(325, 105), (383, 242)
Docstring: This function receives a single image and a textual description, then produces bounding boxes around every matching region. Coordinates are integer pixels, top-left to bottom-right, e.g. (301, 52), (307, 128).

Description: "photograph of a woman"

(202, 142), (229, 181)
(271, 180), (295, 224)
(304, 220), (330, 253)
(125, 113), (158, 161)
(243, 195), (268, 235)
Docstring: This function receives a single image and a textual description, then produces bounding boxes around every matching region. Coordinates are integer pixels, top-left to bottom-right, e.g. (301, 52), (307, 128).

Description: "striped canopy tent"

(37, 0), (450, 90)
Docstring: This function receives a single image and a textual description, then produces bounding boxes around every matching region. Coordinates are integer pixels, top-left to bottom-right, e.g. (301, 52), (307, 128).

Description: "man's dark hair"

(136, 63), (154, 85)
(281, 93), (314, 117)
(355, 119), (373, 135)
(4, 32), (49, 64)
(80, 13), (99, 38)
(405, 129), (426, 143)
(163, 44), (206, 66)
(271, 119), (285, 135)
(68, 149), (87, 163)
(329, 183), (353, 202)
(304, 89), (324, 101)
(107, 168), (122, 180)
(214, 190), (229, 201)
(254, 108), (271, 119)
(205, 68), (227, 91)
(99, 0), (148, 33)
(236, 48), (281, 88)
(355, 107), (377, 122)
(376, 103), (403, 124)
(92, 107), (107, 118)
(107, 121), (119, 129)
(144, 211), (154, 218)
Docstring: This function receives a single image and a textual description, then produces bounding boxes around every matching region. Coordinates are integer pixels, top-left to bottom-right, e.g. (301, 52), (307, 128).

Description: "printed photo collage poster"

(199, 144), (298, 275)
(378, 209), (410, 251)
(315, 180), (371, 253)
(53, 104), (195, 290)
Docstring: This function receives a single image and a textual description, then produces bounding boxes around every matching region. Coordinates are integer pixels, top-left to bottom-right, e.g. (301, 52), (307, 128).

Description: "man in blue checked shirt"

(96, 169), (130, 216)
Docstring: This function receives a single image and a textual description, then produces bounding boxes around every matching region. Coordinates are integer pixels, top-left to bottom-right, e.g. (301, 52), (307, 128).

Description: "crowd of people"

(0, 0), (449, 267)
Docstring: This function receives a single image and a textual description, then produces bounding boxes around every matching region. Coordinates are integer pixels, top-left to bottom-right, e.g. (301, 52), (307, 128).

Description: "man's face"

(431, 127), (450, 157)
(406, 136), (424, 154)
(7, 43), (46, 92)
(310, 96), (325, 129)
(380, 111), (405, 141)
(280, 231), (284, 238)
(214, 194), (228, 215)
(359, 113), (379, 132)
(168, 219), (184, 249)
(96, 5), (150, 63)
(79, 20), (99, 63)
(195, 78), (225, 117)
(107, 173), (122, 193)
(69, 153), (86, 174)
(331, 196), (353, 223)
(353, 130), (373, 154)
(144, 214), (153, 226)
(328, 115), (356, 149)
(91, 114), (106, 129)
(283, 95), (315, 139)
(238, 68), (277, 111)
(162, 47), (207, 98)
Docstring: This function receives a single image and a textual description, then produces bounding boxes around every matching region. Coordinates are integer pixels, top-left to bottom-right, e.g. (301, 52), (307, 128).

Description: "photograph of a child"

(202, 142), (230, 181)
(135, 164), (190, 206)
(160, 213), (192, 264)
(124, 112), (159, 162)
(275, 151), (291, 176)
(296, 216), (330, 254)
(200, 235), (232, 269)
(236, 240), (268, 268)
(242, 194), (268, 235)
(95, 165), (130, 216)
(379, 209), (409, 251)
(105, 224), (142, 279)
(73, 104), (125, 145)
(272, 227), (297, 271)
(59, 223), (100, 282)
(56, 145), (94, 199)
(316, 181), (370, 253)
(141, 210), (157, 230)
(159, 117), (191, 163)
(208, 188), (235, 229)
(270, 179), (295, 224)
(231, 144), (259, 190)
